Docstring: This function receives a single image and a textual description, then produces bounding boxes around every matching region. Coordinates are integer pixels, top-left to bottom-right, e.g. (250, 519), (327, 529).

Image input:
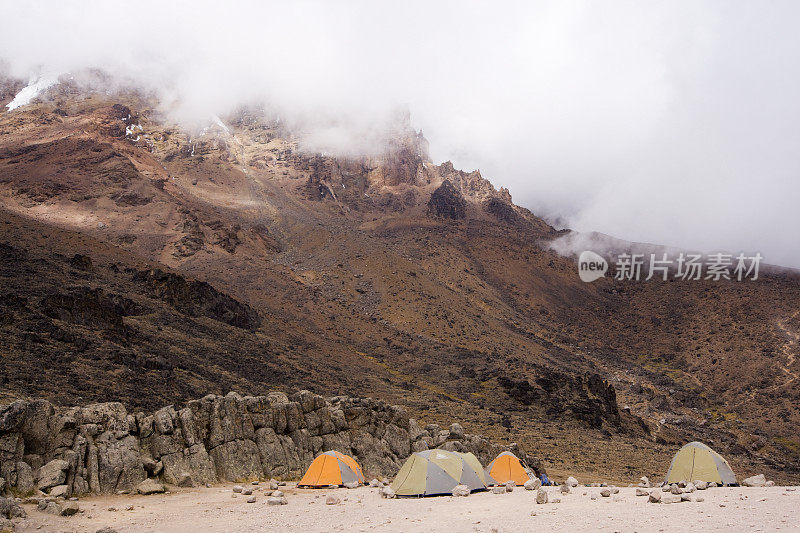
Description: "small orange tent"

(298, 451), (366, 488)
(485, 451), (531, 486)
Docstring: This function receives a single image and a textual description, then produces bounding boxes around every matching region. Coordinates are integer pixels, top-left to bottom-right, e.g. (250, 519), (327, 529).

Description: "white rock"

(695, 481), (708, 490)
(452, 485), (470, 497)
(491, 486), (506, 494)
(742, 474), (767, 487)
(325, 495), (341, 505)
(765, 480), (775, 487)
(524, 478), (541, 491)
(648, 492), (662, 503)
(639, 476), (651, 488)
(560, 484), (570, 494)
(267, 496), (287, 506)
(232, 485), (244, 493)
(343, 482), (360, 489)
(566, 476), (579, 487)
(246, 496), (256, 503)
(504, 481), (515, 492)
(662, 494), (682, 504)
(636, 488), (649, 496)
(536, 488), (548, 504)
(380, 487), (395, 499)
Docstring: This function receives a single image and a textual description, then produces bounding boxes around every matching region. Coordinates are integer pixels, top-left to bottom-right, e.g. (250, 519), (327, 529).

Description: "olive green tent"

(390, 449), (489, 496)
(664, 441), (736, 485)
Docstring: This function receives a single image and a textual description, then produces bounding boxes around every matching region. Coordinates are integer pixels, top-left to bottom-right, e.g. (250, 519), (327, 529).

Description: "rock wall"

(0, 391), (509, 498)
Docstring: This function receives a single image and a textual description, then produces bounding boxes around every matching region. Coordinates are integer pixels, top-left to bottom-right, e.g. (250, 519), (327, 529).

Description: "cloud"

(2, 0), (799, 267)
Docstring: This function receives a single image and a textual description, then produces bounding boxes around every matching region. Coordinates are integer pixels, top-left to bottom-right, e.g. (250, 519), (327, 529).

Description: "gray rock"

(96, 528), (119, 533)
(524, 478), (541, 491)
(491, 486), (506, 494)
(535, 488), (548, 504)
(325, 495), (341, 505)
(232, 485), (244, 493)
(670, 484), (682, 495)
(636, 488), (649, 496)
(49, 484), (69, 498)
(685, 482), (696, 493)
(0, 496), (26, 519)
(663, 494), (682, 504)
(560, 484), (570, 494)
(680, 493), (692, 502)
(267, 496), (287, 505)
(137, 479), (165, 495)
(504, 481), (515, 492)
(369, 479), (383, 488)
(343, 481), (360, 489)
(566, 476), (579, 487)
(380, 487), (395, 499)
(37, 459), (69, 491)
(695, 481), (708, 490)
(246, 496), (256, 503)
(452, 484), (470, 497)
(242, 488), (253, 495)
(600, 488), (611, 497)
(648, 492), (662, 503)
(743, 474), (767, 487)
(448, 423), (465, 440)
(765, 480), (775, 487)
(272, 490), (284, 498)
(639, 476), (651, 488)
(61, 501), (80, 516)
(696, 496), (705, 502)
(43, 501), (63, 515)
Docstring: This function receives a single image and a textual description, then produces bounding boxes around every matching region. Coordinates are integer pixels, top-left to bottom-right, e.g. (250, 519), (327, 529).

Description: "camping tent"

(297, 451), (365, 488)
(664, 442), (736, 485)
(390, 449), (488, 496)
(485, 451), (531, 486)
(458, 451), (495, 487)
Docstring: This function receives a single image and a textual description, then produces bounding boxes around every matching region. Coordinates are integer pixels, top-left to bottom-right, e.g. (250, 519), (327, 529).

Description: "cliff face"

(0, 391), (509, 497)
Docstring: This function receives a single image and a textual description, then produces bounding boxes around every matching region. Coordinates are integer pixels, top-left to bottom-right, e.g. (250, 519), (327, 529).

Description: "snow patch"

(6, 75), (59, 111)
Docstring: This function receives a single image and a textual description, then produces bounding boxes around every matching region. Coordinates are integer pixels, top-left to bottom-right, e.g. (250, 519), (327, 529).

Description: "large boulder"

(137, 478), (166, 495)
(37, 459), (69, 491)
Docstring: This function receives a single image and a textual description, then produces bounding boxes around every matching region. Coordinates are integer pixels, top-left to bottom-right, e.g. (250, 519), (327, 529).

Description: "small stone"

(246, 496), (256, 504)
(678, 480), (687, 488)
(636, 488), (649, 496)
(43, 502), (63, 515)
(696, 496), (705, 502)
(232, 485), (244, 493)
(566, 476), (579, 487)
(272, 490), (284, 498)
(96, 528), (119, 533)
(380, 487), (395, 499)
(49, 485), (69, 498)
(639, 476), (651, 488)
(251, 481), (260, 485)
(267, 497), (288, 506)
(536, 488), (548, 504)
(551, 497), (561, 503)
(242, 488), (253, 496)
(662, 494), (682, 504)
(670, 484), (682, 495)
(742, 474), (766, 487)
(277, 481), (286, 486)
(612, 487), (619, 494)
(369, 479), (383, 488)
(600, 489), (611, 498)
(648, 492), (661, 503)
(491, 486), (506, 494)
(343, 482), (360, 489)
(765, 480), (775, 487)
(681, 493), (692, 502)
(325, 496), (341, 505)
(523, 478), (539, 491)
(709, 482), (718, 488)
(504, 481), (515, 492)
(452, 485), (470, 497)
(695, 481), (708, 490)
(661, 485), (671, 492)
(685, 482), (696, 493)
(560, 484), (570, 494)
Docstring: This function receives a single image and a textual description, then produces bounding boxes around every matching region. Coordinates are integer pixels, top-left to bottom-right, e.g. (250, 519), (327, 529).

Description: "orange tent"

(298, 451), (366, 488)
(485, 451), (531, 486)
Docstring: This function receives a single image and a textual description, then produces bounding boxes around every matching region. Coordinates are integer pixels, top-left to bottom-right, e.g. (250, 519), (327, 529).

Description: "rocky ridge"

(0, 390), (510, 498)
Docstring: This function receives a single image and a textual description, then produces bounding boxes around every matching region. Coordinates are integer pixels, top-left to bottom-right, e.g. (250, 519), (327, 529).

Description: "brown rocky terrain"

(0, 77), (798, 490)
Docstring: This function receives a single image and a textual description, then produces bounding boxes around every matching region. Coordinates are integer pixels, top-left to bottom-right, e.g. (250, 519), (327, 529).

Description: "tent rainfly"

(297, 451), (365, 488)
(390, 449), (489, 496)
(664, 441), (736, 485)
(485, 451), (531, 486)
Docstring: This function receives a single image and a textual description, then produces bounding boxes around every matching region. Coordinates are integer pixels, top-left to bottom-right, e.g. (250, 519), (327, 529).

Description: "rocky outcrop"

(0, 390), (511, 497)
(427, 180), (466, 219)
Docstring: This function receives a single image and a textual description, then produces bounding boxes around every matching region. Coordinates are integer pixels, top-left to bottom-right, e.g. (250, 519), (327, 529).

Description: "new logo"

(578, 251), (608, 282)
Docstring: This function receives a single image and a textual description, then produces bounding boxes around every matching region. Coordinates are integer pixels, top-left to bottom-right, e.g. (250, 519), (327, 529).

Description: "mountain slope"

(0, 81), (798, 482)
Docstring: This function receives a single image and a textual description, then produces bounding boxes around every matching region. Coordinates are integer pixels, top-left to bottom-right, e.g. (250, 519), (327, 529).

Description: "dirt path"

(11, 484), (800, 533)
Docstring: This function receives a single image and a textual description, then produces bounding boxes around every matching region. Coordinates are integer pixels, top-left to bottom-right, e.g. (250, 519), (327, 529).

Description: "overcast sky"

(2, 1), (799, 267)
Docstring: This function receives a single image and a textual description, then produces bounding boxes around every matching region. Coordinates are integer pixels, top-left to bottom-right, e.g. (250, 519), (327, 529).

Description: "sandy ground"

(10, 484), (800, 533)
